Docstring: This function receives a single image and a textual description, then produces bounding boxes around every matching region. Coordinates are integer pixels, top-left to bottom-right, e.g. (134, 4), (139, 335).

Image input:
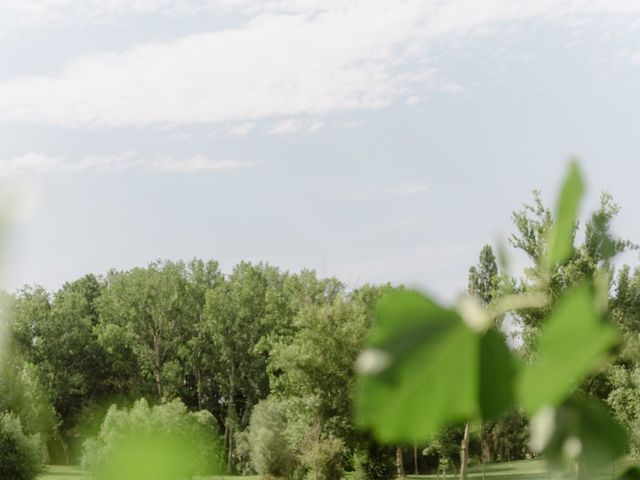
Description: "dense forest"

(2, 188), (640, 480)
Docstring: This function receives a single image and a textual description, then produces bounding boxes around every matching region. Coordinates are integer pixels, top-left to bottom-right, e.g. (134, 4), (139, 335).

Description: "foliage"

(356, 162), (629, 477)
(80, 398), (222, 480)
(0, 413), (42, 480)
(269, 295), (369, 443)
(246, 397), (296, 479)
(510, 189), (630, 356)
(299, 435), (344, 480)
(482, 410), (529, 463)
(0, 290), (57, 461)
(356, 289), (516, 441)
(97, 262), (193, 400)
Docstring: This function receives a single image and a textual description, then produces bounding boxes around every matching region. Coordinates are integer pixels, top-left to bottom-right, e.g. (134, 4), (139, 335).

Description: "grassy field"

(37, 458), (624, 480)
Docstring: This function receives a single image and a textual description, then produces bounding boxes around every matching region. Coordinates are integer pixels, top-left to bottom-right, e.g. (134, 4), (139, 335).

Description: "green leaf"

(517, 285), (619, 414)
(356, 291), (517, 442)
(543, 396), (627, 475)
(479, 328), (518, 419)
(356, 291), (478, 442)
(546, 161), (585, 268)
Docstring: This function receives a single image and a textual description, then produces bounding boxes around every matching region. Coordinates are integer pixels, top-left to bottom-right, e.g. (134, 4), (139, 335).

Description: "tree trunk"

(480, 427), (486, 480)
(227, 425), (234, 474)
(227, 361), (237, 474)
(153, 335), (164, 400)
(60, 434), (70, 465)
(154, 368), (163, 400)
(195, 366), (203, 410)
(459, 423), (470, 480)
(396, 446), (406, 478)
(414, 444), (419, 475)
(42, 442), (51, 465)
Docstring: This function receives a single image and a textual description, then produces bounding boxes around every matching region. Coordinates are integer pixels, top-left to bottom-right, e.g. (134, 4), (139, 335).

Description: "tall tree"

(204, 262), (276, 472)
(510, 192), (630, 353)
(460, 246), (500, 480)
(178, 259), (224, 411)
(97, 261), (191, 400)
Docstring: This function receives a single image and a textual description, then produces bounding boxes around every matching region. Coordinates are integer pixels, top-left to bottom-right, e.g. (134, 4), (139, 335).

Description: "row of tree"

(2, 259), (398, 473)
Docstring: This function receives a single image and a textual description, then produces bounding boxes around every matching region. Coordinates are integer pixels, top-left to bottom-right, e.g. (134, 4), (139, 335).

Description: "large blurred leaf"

(479, 328), (518, 419)
(544, 396), (627, 475)
(356, 291), (515, 442)
(546, 161), (585, 268)
(518, 285), (619, 414)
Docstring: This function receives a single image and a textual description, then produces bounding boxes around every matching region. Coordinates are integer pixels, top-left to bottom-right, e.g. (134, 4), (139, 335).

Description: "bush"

(247, 398), (296, 479)
(0, 413), (42, 480)
(299, 435), (343, 480)
(81, 398), (223, 480)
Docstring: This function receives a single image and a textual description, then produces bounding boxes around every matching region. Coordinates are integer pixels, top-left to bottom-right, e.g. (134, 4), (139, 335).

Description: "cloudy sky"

(1, 0), (640, 300)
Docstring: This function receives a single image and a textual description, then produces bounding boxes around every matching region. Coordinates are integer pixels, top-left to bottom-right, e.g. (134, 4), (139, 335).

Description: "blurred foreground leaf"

(356, 291), (515, 442)
(480, 328), (518, 419)
(546, 161), (585, 268)
(543, 396), (627, 475)
(518, 285), (619, 414)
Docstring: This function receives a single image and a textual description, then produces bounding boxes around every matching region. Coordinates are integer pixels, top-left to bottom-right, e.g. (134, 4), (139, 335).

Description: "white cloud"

(0, 4), (422, 128)
(1, 1), (640, 127)
(0, 0), (232, 32)
(0, 152), (257, 177)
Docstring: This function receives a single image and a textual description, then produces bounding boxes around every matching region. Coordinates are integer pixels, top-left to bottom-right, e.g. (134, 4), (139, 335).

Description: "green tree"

(1, 290), (57, 462)
(462, 245), (501, 479)
(510, 191), (629, 355)
(97, 261), (191, 400)
(178, 259), (224, 410)
(204, 262), (276, 472)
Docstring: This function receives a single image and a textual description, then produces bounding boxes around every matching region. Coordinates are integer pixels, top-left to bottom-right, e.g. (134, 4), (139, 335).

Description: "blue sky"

(1, 1), (640, 300)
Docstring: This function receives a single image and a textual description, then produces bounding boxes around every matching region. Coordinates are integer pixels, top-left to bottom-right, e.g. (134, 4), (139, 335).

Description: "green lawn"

(37, 458), (626, 480)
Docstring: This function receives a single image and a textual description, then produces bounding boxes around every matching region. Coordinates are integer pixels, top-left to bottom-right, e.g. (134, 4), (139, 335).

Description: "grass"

(37, 458), (628, 480)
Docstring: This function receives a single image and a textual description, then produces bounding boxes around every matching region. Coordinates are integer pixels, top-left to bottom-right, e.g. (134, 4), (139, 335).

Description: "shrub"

(81, 398), (223, 480)
(0, 413), (42, 480)
(299, 435), (343, 480)
(247, 398), (296, 479)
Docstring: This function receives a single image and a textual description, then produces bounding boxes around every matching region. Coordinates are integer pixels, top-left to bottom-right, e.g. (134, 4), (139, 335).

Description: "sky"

(1, 0), (639, 301)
